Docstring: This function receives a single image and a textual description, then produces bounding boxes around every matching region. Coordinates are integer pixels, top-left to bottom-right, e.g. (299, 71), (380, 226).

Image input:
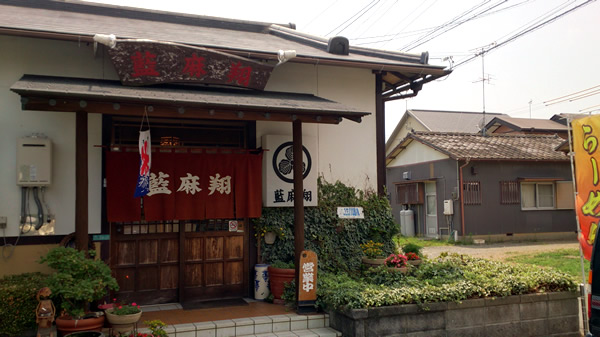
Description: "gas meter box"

(17, 137), (52, 186)
(443, 200), (454, 215)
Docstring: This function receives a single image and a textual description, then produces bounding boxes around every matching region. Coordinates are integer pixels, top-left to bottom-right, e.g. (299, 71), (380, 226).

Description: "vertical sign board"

(262, 135), (318, 207)
(298, 250), (317, 311)
(572, 115), (600, 260)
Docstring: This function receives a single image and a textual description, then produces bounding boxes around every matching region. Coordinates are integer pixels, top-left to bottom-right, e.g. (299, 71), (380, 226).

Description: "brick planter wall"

(329, 291), (580, 337)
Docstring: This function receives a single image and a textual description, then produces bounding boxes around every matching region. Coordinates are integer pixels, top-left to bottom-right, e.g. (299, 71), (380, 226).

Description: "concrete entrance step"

(136, 313), (342, 337)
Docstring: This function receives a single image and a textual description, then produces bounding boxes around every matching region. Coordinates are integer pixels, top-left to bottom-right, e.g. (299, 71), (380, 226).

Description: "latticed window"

(500, 181), (520, 204)
(463, 181), (481, 205)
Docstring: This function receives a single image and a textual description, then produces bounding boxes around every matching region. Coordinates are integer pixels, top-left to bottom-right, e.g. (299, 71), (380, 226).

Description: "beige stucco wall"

(385, 115), (428, 157)
(0, 244), (57, 277)
(387, 140), (449, 167)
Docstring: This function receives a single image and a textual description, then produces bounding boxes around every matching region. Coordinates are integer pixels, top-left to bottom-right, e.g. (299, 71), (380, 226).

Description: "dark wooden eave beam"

(20, 96), (355, 125)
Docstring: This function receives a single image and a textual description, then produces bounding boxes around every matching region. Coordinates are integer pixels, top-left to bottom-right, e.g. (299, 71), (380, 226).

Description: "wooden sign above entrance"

(107, 40), (274, 90)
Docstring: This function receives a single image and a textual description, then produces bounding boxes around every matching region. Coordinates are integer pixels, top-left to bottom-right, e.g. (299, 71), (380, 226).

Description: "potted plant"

(360, 240), (386, 267)
(384, 253), (409, 274)
(104, 300), (142, 336)
(40, 247), (119, 336)
(402, 243), (423, 266)
(267, 260), (295, 301)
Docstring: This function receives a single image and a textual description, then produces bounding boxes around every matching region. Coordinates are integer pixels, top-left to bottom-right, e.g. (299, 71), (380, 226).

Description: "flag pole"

(567, 115), (589, 334)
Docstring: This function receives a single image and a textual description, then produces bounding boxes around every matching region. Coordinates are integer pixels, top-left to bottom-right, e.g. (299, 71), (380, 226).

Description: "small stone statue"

(36, 287), (55, 337)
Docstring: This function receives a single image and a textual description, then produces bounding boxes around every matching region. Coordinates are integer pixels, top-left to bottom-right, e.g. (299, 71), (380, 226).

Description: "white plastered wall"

(258, 62), (377, 190)
(386, 115), (428, 157)
(387, 140), (449, 167)
(0, 35), (115, 237)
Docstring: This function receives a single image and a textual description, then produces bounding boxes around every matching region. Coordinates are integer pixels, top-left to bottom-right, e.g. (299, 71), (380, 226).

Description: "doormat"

(182, 298), (249, 310)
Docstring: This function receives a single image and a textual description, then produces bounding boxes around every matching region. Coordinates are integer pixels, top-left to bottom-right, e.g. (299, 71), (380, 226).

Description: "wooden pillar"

(75, 111), (89, 252)
(375, 72), (386, 196)
(292, 120), (305, 305)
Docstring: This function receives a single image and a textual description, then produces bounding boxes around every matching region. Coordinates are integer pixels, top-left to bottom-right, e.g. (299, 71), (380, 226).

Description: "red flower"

(118, 306), (122, 309)
(132, 302), (137, 306)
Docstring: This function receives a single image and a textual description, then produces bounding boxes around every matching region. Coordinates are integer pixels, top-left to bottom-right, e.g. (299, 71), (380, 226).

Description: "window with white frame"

(521, 182), (555, 210)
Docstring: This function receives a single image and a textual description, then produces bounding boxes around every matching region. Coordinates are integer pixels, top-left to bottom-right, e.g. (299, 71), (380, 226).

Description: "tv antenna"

(472, 45), (495, 136)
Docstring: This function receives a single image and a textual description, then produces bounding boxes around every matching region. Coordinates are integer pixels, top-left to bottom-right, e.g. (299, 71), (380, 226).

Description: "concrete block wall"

(329, 291), (580, 337)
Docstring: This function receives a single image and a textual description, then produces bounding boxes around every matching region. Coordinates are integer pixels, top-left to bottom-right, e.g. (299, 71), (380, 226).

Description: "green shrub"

(254, 178), (399, 274)
(0, 272), (48, 336)
(317, 254), (578, 310)
(401, 243), (423, 256)
(270, 260), (295, 269)
(39, 247), (119, 318)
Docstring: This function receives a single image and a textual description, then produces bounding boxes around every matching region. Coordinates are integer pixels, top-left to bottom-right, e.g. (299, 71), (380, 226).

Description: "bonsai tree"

(40, 247), (119, 319)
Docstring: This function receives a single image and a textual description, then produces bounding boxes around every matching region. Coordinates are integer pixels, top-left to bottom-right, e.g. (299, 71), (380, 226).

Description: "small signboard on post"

(298, 250), (317, 313)
(337, 207), (364, 219)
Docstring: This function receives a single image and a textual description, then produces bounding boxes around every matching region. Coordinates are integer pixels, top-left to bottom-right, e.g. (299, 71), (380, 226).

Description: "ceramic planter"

(264, 231), (277, 244)
(361, 257), (386, 268)
(268, 266), (295, 300)
(105, 309), (142, 336)
(408, 259), (422, 266)
(56, 315), (105, 336)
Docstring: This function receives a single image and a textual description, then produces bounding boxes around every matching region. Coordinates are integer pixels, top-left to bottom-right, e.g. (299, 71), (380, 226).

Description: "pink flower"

(131, 302), (137, 306)
(118, 306), (122, 309)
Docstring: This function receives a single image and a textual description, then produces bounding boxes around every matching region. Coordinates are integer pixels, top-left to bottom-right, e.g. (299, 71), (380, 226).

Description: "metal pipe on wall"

(459, 159), (470, 237)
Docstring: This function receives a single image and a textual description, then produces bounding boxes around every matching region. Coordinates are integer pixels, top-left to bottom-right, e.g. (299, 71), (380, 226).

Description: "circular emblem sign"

(272, 141), (312, 183)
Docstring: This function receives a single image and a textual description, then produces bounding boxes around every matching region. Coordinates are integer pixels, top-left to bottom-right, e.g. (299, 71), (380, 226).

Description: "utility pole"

(529, 99), (533, 119)
(473, 47), (493, 136)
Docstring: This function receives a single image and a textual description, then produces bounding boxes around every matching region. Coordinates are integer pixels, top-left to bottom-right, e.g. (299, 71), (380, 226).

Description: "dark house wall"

(461, 161), (575, 235)
(387, 159), (459, 236)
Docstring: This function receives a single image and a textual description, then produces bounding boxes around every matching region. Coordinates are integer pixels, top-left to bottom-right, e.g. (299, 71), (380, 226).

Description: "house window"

(463, 181), (481, 205)
(521, 182), (555, 209)
(500, 181), (520, 204)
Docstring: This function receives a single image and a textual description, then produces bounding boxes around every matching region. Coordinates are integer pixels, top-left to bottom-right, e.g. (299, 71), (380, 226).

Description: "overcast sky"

(86, 0), (600, 140)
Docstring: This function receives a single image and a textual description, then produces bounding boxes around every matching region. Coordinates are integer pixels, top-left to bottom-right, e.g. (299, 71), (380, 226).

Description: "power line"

(303, 0), (340, 30)
(544, 84), (600, 104)
(452, 0), (596, 69)
(380, 0), (440, 48)
(353, 0), (399, 39)
(335, 0), (382, 36)
(325, 0), (378, 36)
(401, 0), (503, 52)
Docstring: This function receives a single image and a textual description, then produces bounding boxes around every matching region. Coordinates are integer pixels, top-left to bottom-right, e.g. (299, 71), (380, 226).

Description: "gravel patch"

(422, 240), (580, 261)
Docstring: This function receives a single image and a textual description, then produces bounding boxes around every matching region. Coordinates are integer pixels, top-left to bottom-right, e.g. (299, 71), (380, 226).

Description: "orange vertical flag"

(573, 116), (600, 260)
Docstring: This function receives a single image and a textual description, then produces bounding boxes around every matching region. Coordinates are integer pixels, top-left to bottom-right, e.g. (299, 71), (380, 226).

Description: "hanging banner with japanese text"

(573, 115), (600, 260)
(134, 130), (151, 197)
(262, 135), (318, 207)
(106, 151), (262, 222)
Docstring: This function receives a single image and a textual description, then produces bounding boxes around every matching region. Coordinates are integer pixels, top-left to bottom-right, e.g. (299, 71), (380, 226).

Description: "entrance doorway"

(425, 182), (438, 238)
(106, 117), (255, 305)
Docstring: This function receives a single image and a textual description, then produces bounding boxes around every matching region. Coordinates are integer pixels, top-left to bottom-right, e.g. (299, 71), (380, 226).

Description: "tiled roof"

(407, 131), (568, 161)
(485, 116), (567, 132)
(410, 109), (505, 133)
(0, 0), (447, 78)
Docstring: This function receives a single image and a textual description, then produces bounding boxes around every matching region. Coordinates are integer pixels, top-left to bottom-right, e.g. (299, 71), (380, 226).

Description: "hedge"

(0, 272), (48, 337)
(316, 253), (578, 310)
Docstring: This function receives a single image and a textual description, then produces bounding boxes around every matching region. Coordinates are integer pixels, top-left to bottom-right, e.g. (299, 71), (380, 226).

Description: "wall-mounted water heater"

(17, 137), (52, 186)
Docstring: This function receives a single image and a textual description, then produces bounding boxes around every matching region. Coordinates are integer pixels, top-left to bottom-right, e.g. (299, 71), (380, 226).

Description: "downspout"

(459, 158), (470, 237)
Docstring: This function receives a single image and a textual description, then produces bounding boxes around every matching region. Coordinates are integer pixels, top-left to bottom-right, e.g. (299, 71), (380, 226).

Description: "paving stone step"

(133, 313), (342, 337)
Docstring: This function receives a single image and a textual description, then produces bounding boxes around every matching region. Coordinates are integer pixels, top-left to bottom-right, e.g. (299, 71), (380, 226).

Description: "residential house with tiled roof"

(386, 109), (505, 165)
(485, 116), (569, 138)
(386, 131), (576, 240)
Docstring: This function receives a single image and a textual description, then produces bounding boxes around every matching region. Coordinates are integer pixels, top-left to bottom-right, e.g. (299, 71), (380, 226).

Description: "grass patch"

(505, 248), (589, 281)
(394, 236), (452, 248)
